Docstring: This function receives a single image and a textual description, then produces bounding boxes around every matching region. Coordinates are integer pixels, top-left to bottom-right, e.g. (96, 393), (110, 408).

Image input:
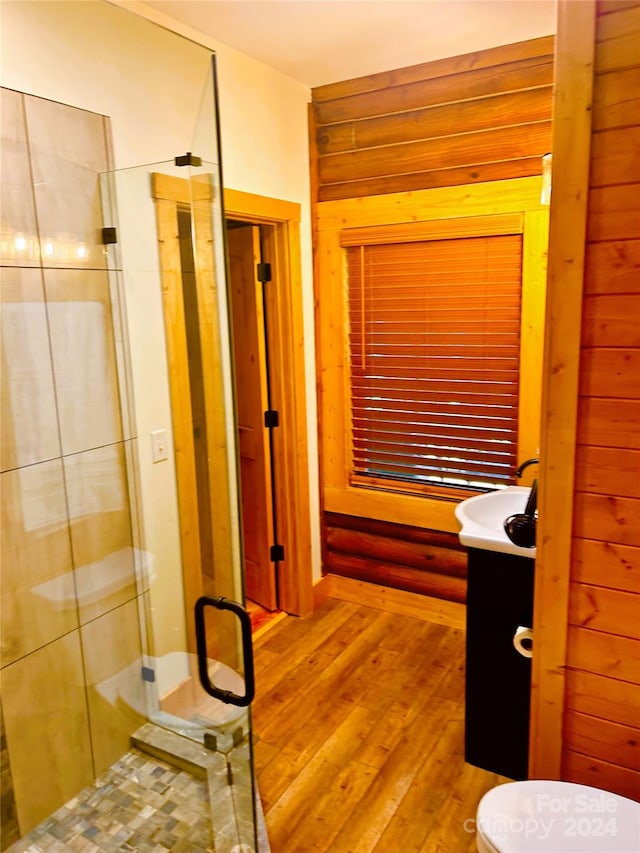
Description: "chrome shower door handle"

(194, 595), (255, 707)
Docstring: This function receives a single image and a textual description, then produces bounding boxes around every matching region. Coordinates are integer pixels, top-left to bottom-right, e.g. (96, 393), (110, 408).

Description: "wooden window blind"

(347, 233), (523, 492)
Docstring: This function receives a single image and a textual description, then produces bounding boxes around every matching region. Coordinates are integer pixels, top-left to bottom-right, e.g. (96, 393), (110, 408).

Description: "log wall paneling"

(581, 294), (640, 348)
(314, 56), (552, 125)
(568, 582), (640, 638)
(317, 123), (552, 185)
(587, 184), (640, 242)
(559, 0), (640, 799)
(564, 710), (640, 772)
(323, 513), (467, 604)
(579, 349), (640, 398)
(574, 446), (640, 498)
(572, 492), (639, 560)
(310, 36), (554, 202)
(317, 89), (552, 155)
(571, 539), (639, 594)
(563, 751), (640, 802)
(566, 628), (640, 686)
(312, 37), (554, 101)
(315, 159), (544, 203)
(577, 398), (640, 448)
(584, 240), (640, 293)
(591, 67), (640, 129)
(566, 669), (640, 729)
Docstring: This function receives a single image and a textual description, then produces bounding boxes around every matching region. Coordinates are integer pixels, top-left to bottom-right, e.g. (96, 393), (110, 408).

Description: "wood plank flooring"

(252, 594), (509, 852)
(247, 598), (288, 637)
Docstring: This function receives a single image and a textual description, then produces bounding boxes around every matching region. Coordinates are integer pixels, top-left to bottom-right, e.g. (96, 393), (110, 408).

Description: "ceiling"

(142, 0), (557, 89)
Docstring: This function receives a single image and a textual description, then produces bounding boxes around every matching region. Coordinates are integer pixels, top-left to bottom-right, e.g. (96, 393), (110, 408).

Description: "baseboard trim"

(252, 610), (288, 642)
(322, 573), (466, 630)
(312, 575), (332, 607)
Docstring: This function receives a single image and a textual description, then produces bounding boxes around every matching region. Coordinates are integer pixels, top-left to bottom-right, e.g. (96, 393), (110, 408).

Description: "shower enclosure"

(101, 99), (260, 843)
(0, 7), (261, 845)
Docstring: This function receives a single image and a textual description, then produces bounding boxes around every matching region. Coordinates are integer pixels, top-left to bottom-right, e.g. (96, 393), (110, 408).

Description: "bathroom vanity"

(465, 547), (534, 780)
(455, 487), (536, 780)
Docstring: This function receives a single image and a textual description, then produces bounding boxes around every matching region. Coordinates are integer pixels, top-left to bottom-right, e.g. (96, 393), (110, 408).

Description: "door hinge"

(257, 262), (272, 283)
(102, 227), (117, 245)
(270, 544), (285, 562)
(264, 409), (279, 429)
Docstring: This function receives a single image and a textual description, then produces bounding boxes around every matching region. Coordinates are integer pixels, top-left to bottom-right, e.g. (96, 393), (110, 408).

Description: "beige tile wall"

(81, 599), (146, 775)
(0, 634), (95, 834)
(0, 701), (19, 851)
(0, 87), (146, 837)
(1, 460), (77, 666)
(23, 95), (110, 271)
(0, 267), (60, 471)
(0, 88), (39, 267)
(45, 269), (124, 454)
(64, 443), (136, 624)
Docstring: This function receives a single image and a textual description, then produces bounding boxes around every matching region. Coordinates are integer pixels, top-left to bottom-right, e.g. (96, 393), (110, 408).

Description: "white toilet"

(475, 780), (640, 852)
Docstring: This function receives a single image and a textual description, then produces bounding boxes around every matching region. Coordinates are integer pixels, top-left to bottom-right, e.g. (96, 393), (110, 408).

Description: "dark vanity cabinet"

(465, 547), (535, 780)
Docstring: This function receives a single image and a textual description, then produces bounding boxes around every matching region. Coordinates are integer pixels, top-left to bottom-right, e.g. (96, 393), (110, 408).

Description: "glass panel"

(1, 2), (262, 844)
(101, 141), (258, 848)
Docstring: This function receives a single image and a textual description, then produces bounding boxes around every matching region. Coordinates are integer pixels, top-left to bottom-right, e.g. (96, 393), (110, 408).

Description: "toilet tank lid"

(476, 780), (640, 852)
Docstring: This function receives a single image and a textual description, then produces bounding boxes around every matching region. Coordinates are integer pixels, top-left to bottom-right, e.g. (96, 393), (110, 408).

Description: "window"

(346, 232), (523, 494)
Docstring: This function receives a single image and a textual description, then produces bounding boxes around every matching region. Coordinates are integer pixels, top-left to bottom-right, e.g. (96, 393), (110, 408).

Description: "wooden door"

(227, 225), (277, 610)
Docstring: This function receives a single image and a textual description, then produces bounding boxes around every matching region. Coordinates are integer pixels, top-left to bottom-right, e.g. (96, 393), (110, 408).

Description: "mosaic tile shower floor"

(9, 749), (220, 852)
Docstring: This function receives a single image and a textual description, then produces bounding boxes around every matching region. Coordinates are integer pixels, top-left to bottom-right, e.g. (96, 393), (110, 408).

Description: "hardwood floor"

(246, 598), (287, 637)
(252, 592), (509, 852)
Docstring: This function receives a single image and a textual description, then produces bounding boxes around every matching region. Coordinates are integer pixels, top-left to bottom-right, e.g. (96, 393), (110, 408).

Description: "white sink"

(455, 486), (536, 558)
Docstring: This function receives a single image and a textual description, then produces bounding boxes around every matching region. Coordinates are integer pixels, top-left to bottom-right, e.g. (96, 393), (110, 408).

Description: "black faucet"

(516, 457), (538, 519)
(515, 457), (539, 479)
(504, 458), (539, 548)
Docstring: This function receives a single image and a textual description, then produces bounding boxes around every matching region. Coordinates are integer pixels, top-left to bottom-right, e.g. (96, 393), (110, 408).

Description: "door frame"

(224, 188), (313, 616)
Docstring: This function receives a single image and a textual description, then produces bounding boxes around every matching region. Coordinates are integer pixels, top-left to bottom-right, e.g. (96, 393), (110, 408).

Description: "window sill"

(324, 484), (461, 534)
(350, 474), (488, 503)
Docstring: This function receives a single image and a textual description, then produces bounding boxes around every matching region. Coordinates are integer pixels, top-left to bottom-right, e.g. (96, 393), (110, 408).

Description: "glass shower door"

(101, 149), (260, 851)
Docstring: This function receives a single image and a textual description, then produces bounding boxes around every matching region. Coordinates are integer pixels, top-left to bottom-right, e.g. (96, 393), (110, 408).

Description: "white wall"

(127, 2), (322, 589)
(0, 0), (321, 662)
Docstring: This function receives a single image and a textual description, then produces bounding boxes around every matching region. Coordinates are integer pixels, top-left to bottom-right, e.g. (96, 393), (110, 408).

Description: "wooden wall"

(311, 38), (553, 601)
(562, 0), (640, 800)
(324, 513), (468, 604)
(310, 36), (554, 202)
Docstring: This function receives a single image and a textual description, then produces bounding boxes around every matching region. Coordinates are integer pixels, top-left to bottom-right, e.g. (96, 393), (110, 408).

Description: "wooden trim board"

(322, 574), (466, 630)
(529, 0), (596, 780)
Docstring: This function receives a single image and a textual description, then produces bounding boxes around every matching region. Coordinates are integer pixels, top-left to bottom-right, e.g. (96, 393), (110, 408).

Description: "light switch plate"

(150, 429), (169, 463)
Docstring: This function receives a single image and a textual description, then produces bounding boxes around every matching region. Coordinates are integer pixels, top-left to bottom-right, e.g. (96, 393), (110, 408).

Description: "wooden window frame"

(343, 215), (524, 496)
(316, 177), (549, 534)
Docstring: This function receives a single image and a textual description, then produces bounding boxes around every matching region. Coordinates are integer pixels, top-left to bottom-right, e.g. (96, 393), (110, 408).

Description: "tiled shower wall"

(0, 88), (147, 842)
(0, 702), (18, 849)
